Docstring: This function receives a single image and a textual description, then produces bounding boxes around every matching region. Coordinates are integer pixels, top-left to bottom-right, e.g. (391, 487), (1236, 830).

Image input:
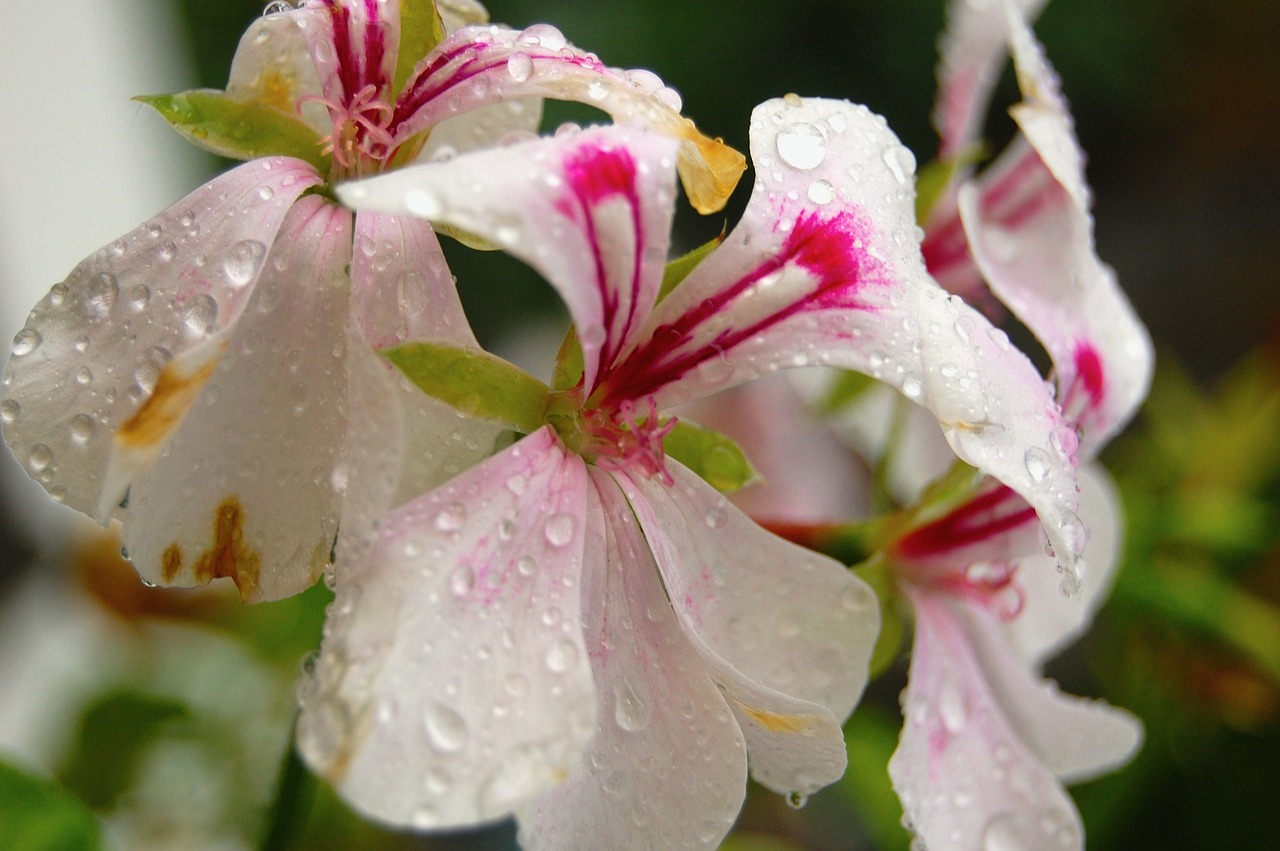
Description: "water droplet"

(69, 415), (94, 445)
(88, 273), (119, 314)
(776, 122), (827, 170)
(704, 505), (728, 529)
(786, 791), (809, 809)
(157, 241), (178, 262)
(982, 812), (1036, 851)
(223, 240), (268, 287)
(520, 23), (566, 50)
(587, 79), (609, 101)
(1024, 448), (1052, 482)
(1058, 509), (1089, 554)
(544, 513), (575, 547)
(938, 676), (967, 733)
(183, 295), (218, 335)
(27, 444), (53, 473)
(807, 179), (836, 205)
(506, 52), (534, 82)
(545, 637), (578, 672)
(263, 0), (293, 16)
(902, 372), (924, 400)
(0, 400), (18, 423)
(516, 555), (536, 576)
(423, 703), (468, 753)
(613, 679), (650, 732)
(424, 767), (451, 795)
(129, 284), (151, 310)
(11, 328), (41, 356)
(449, 566), (476, 597)
(881, 144), (916, 184)
(435, 502), (466, 532)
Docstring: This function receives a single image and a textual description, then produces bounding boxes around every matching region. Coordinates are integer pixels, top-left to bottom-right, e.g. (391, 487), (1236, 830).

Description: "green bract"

(662, 420), (758, 493)
(135, 92), (328, 173)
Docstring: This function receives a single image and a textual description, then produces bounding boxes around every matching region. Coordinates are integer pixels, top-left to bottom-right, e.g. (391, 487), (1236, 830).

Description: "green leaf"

(552, 326), (585, 391)
(394, 0), (447, 96)
(383, 342), (549, 433)
(137, 91), (328, 173)
(58, 691), (189, 809)
(840, 707), (913, 850)
(662, 420), (758, 492)
(914, 144), (984, 223)
(0, 760), (103, 851)
(658, 233), (723, 301)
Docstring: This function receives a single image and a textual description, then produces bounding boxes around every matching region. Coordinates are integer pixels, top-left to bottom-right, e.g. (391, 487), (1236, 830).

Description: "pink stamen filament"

(560, 396), (676, 485)
(298, 83), (396, 179)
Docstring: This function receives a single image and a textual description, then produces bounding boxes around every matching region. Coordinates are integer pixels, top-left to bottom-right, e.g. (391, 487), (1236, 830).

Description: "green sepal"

(0, 760), (103, 851)
(552, 326), (586, 392)
(394, 0), (448, 96)
(136, 91), (328, 173)
(383, 342), (549, 433)
(914, 143), (985, 223)
(658, 232), (724, 301)
(817, 369), (876, 415)
(854, 555), (906, 680)
(663, 420), (758, 492)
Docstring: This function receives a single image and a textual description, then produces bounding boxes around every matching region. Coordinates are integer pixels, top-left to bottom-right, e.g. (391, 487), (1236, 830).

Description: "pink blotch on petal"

(1073, 342), (1106, 410)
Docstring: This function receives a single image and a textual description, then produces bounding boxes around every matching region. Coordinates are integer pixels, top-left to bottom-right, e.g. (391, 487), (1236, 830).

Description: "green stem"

(259, 724), (318, 851)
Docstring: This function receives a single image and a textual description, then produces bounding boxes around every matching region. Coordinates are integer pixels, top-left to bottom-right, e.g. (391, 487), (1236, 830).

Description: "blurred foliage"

(0, 761), (103, 851)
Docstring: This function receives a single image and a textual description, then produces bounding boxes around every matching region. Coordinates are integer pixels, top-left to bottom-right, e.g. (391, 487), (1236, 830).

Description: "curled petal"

(226, 4), (333, 136)
(340, 127), (678, 393)
(120, 197), (350, 601)
(934, 0), (1049, 159)
(522, 469), (747, 850)
(298, 0), (398, 113)
(297, 428), (597, 829)
(390, 24), (744, 212)
(958, 8), (1153, 450)
(891, 590), (1138, 851)
(1, 158), (321, 521)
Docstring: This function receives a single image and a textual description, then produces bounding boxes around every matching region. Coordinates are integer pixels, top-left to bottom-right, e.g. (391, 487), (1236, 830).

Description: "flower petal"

(1005, 465), (1123, 668)
(890, 589), (1086, 851)
(340, 127), (678, 394)
(299, 0), (398, 113)
(389, 24), (744, 212)
(616, 465), (865, 795)
(119, 197), (350, 601)
(934, 0), (1049, 159)
(1, 158), (321, 522)
(226, 3), (333, 136)
(296, 427), (597, 829)
(958, 9), (1153, 450)
(521, 468), (747, 850)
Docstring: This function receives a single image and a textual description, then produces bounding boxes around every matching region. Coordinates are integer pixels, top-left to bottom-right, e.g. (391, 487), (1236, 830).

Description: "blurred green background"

(2, 0), (1279, 848)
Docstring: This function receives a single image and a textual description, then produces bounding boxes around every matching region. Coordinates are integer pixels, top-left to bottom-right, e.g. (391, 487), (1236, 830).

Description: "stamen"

(587, 397), (677, 484)
(297, 83), (397, 179)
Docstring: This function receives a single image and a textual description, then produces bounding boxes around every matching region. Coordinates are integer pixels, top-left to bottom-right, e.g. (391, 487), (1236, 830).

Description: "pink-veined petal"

(296, 427), (597, 829)
(119, 197), (350, 601)
(521, 468), (747, 850)
(618, 465), (868, 795)
(1, 158), (321, 522)
(934, 0), (1049, 159)
(299, 0), (398, 113)
(957, 9), (1153, 450)
(226, 3), (333, 135)
(1004, 465), (1122, 669)
(890, 589), (1085, 851)
(414, 98), (543, 162)
(389, 24), (744, 213)
(340, 127), (677, 393)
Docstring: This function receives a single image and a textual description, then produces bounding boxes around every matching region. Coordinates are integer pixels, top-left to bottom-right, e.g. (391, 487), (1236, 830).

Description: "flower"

(0, 0), (743, 601)
(290, 89), (1091, 846)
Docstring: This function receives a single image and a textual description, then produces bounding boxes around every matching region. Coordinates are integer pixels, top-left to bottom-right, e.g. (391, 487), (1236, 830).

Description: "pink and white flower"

(0, 0), (742, 601)
(289, 88), (1089, 845)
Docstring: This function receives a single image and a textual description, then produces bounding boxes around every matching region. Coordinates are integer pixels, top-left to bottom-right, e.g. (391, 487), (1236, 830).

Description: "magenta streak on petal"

(321, 0), (360, 104)
(595, 209), (880, 410)
(390, 42), (609, 138)
(895, 484), (1039, 562)
(559, 144), (645, 375)
(1060, 341), (1107, 431)
(922, 212), (970, 279)
(360, 0), (389, 96)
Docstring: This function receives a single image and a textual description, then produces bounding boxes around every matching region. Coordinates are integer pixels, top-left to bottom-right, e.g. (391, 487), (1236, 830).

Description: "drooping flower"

(290, 88), (1089, 846)
(0, 0), (743, 601)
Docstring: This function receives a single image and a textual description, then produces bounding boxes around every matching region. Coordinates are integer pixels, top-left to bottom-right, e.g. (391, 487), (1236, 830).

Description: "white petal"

(120, 197), (351, 601)
(1006, 465), (1122, 666)
(618, 466), (864, 796)
(521, 469), (746, 850)
(1, 158), (321, 521)
(297, 428), (598, 829)
(340, 127), (677, 393)
(226, 4), (332, 136)
(890, 590), (1087, 851)
(416, 99), (544, 162)
(963, 591), (1142, 784)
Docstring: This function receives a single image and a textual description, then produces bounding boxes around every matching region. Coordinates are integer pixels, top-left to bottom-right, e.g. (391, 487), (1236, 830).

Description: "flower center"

(546, 393), (676, 483)
(299, 84), (396, 181)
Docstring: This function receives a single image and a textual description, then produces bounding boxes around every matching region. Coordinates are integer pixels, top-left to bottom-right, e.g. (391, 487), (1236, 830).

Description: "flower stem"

(259, 722), (317, 851)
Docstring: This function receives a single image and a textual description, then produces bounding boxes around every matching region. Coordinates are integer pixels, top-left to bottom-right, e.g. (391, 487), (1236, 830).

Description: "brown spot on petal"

(254, 67), (297, 115)
(192, 496), (261, 601)
(161, 543), (184, 583)
(741, 706), (817, 735)
(118, 357), (220, 449)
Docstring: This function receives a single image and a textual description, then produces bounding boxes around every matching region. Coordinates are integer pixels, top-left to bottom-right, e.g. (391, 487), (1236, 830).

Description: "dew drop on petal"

(0, 399), (19, 423)
(1024, 448), (1052, 482)
(613, 679), (650, 732)
(449, 566), (476, 597)
(938, 675), (967, 733)
(545, 637), (578, 673)
(130, 285), (151, 310)
(544, 513), (575, 547)
(982, 812), (1036, 851)
(507, 52), (534, 82)
(423, 703), (468, 753)
(516, 555), (536, 576)
(434, 502), (466, 532)
(223, 240), (268, 287)
(786, 791), (809, 810)
(27, 444), (53, 473)
(807, 179), (836, 205)
(704, 505), (727, 529)
(88, 273), (119, 314)
(69, 415), (94, 445)
(183, 295), (218, 335)
(902, 372), (924, 400)
(776, 122), (826, 170)
(881, 144), (916, 184)
(10, 329), (41, 356)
